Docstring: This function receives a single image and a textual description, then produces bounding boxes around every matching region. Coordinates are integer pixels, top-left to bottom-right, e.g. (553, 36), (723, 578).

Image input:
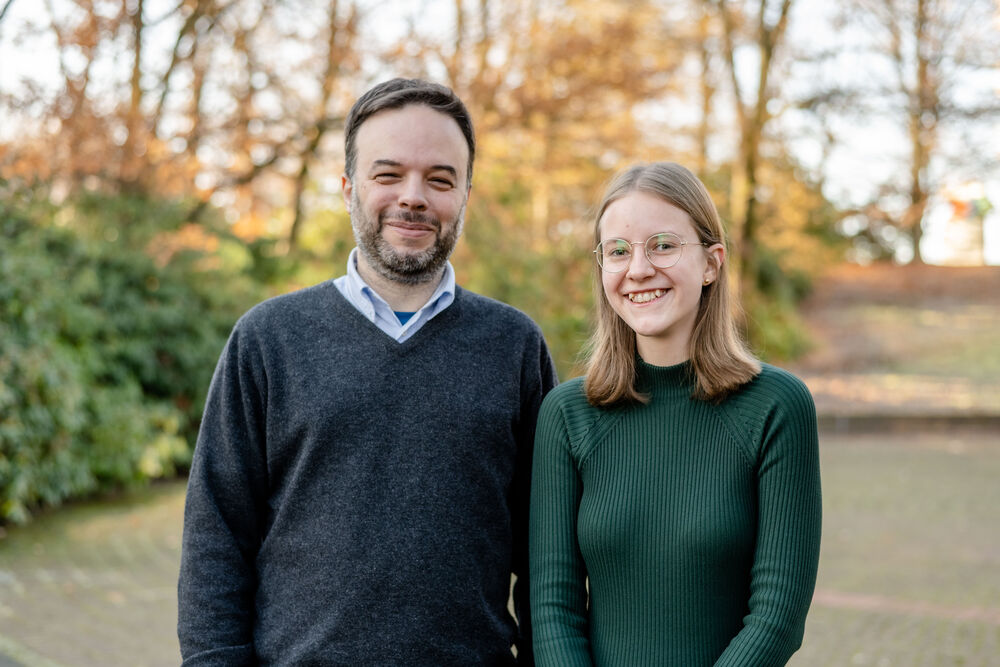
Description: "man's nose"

(398, 177), (428, 210)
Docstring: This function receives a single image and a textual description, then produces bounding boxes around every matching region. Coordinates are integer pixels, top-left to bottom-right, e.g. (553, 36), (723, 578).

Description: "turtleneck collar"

(636, 357), (695, 398)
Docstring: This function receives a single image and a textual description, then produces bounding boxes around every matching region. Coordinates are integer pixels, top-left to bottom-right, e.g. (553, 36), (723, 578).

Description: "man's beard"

(351, 190), (464, 285)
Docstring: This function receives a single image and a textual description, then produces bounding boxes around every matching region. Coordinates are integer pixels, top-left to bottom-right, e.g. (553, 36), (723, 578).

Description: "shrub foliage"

(0, 189), (262, 523)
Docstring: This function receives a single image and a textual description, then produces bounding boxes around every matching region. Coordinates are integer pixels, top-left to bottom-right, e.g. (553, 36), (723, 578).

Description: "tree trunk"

(289, 0), (351, 250)
(695, 8), (713, 177)
(908, 0), (933, 264)
(711, 0), (793, 289)
(121, 0), (145, 190)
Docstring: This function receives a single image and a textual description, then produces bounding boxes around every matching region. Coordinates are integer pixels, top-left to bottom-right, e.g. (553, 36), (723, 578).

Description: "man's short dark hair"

(344, 78), (476, 187)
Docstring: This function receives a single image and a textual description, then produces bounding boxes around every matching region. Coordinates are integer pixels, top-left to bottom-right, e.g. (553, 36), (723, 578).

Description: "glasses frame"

(594, 232), (709, 273)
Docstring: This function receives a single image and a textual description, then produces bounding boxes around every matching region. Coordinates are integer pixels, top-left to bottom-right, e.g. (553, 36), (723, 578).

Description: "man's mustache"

(380, 210), (438, 229)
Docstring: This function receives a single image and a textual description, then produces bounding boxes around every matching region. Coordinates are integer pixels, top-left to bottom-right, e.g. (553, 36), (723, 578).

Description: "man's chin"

(377, 265), (440, 285)
(373, 250), (443, 284)
(382, 240), (435, 259)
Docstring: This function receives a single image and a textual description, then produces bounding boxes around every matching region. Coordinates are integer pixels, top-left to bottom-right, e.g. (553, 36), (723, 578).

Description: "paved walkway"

(0, 483), (184, 666)
(2, 429), (999, 666)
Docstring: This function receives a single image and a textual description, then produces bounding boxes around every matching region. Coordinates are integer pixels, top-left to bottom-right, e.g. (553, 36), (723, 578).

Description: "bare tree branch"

(152, 0), (210, 137)
(0, 0), (17, 25)
(289, 0), (354, 249)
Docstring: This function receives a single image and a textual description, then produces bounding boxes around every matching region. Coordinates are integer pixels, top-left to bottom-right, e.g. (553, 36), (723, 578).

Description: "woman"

(529, 162), (822, 666)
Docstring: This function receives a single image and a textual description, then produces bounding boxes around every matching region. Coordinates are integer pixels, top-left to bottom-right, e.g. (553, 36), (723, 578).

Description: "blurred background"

(0, 0), (998, 665)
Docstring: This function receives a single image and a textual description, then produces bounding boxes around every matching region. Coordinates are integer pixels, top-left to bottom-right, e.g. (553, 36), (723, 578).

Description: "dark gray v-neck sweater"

(178, 280), (557, 666)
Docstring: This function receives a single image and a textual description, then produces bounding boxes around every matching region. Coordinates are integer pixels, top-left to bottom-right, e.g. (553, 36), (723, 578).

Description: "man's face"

(343, 104), (470, 285)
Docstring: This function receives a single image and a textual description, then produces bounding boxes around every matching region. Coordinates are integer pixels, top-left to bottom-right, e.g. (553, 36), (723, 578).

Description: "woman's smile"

(627, 288), (669, 304)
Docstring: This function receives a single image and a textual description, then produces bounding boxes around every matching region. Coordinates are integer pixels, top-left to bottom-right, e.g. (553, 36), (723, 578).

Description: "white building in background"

(924, 182), (997, 266)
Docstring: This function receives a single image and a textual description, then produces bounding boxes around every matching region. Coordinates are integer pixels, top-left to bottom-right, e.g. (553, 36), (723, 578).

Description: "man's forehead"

(354, 105), (469, 178)
(356, 106), (466, 149)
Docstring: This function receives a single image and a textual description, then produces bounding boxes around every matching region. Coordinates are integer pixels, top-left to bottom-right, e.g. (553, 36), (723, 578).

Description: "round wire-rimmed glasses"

(594, 232), (709, 273)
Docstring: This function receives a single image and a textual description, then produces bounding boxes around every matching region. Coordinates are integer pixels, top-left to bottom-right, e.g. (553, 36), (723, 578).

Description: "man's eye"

(374, 173), (400, 182)
(430, 177), (454, 188)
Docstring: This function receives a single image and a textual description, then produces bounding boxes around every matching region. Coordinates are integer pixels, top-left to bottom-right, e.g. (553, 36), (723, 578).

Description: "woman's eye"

(650, 235), (680, 252)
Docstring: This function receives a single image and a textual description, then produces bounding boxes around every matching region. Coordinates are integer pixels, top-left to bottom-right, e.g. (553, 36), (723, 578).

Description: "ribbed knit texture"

(529, 360), (821, 667)
(178, 281), (557, 666)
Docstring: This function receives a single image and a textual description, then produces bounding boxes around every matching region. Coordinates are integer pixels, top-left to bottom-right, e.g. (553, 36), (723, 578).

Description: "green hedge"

(0, 190), (262, 523)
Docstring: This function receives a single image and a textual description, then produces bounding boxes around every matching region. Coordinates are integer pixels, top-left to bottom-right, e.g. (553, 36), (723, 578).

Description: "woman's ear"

(703, 243), (725, 285)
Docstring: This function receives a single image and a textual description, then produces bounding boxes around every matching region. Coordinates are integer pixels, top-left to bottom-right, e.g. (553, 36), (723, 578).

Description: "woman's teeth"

(628, 289), (665, 303)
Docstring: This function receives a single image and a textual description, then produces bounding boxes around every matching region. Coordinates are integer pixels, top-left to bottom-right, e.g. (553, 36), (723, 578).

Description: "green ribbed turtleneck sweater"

(529, 361), (821, 667)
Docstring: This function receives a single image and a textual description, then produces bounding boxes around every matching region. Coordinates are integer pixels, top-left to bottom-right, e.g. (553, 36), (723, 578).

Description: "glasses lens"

(597, 239), (631, 271)
(645, 233), (683, 268)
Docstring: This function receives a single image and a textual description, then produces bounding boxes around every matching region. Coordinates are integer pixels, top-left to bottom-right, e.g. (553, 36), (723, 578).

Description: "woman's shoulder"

(721, 363), (817, 442)
(537, 377), (628, 461)
(538, 376), (608, 432)
(541, 376), (590, 412)
(743, 363), (815, 409)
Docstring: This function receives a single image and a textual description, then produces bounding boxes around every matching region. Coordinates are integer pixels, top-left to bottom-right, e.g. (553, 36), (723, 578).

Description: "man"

(177, 78), (557, 666)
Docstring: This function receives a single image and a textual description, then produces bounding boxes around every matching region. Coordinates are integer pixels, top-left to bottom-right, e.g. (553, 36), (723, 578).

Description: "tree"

(0, 0), (360, 245)
(797, 0), (1000, 263)
(288, 0), (359, 249)
(703, 0), (797, 287)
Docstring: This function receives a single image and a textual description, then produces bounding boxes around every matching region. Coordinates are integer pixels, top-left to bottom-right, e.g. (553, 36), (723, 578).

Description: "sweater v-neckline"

(326, 281), (462, 352)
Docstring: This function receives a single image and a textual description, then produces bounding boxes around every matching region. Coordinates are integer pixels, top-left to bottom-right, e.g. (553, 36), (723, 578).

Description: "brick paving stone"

(790, 607), (1000, 666)
(1, 431), (998, 666)
(0, 481), (185, 667)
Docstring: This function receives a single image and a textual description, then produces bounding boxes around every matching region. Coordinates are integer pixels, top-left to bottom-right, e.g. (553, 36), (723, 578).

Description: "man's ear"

(341, 174), (353, 212)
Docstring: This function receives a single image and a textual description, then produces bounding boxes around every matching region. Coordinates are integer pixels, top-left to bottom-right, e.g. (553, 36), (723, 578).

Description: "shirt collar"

(344, 248), (456, 318)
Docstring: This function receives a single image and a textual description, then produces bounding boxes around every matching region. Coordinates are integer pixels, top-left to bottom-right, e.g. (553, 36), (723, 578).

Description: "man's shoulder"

(238, 279), (341, 331)
(449, 288), (556, 385)
(453, 286), (542, 333)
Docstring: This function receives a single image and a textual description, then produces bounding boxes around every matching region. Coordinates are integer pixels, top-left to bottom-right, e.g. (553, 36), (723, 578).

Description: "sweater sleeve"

(529, 390), (595, 667)
(511, 335), (559, 666)
(177, 320), (269, 665)
(714, 373), (823, 666)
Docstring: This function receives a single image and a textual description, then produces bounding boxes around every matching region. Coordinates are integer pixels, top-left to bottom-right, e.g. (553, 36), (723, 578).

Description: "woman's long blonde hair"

(583, 162), (760, 406)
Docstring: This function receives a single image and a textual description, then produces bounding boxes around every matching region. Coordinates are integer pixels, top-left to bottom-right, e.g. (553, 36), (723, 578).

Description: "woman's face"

(598, 191), (723, 366)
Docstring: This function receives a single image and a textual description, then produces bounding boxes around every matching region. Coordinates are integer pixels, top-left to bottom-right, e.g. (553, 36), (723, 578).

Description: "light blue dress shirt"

(333, 248), (456, 343)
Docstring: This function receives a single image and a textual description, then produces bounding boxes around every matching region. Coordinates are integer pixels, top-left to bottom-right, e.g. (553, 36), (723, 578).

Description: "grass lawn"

(788, 264), (1000, 420)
